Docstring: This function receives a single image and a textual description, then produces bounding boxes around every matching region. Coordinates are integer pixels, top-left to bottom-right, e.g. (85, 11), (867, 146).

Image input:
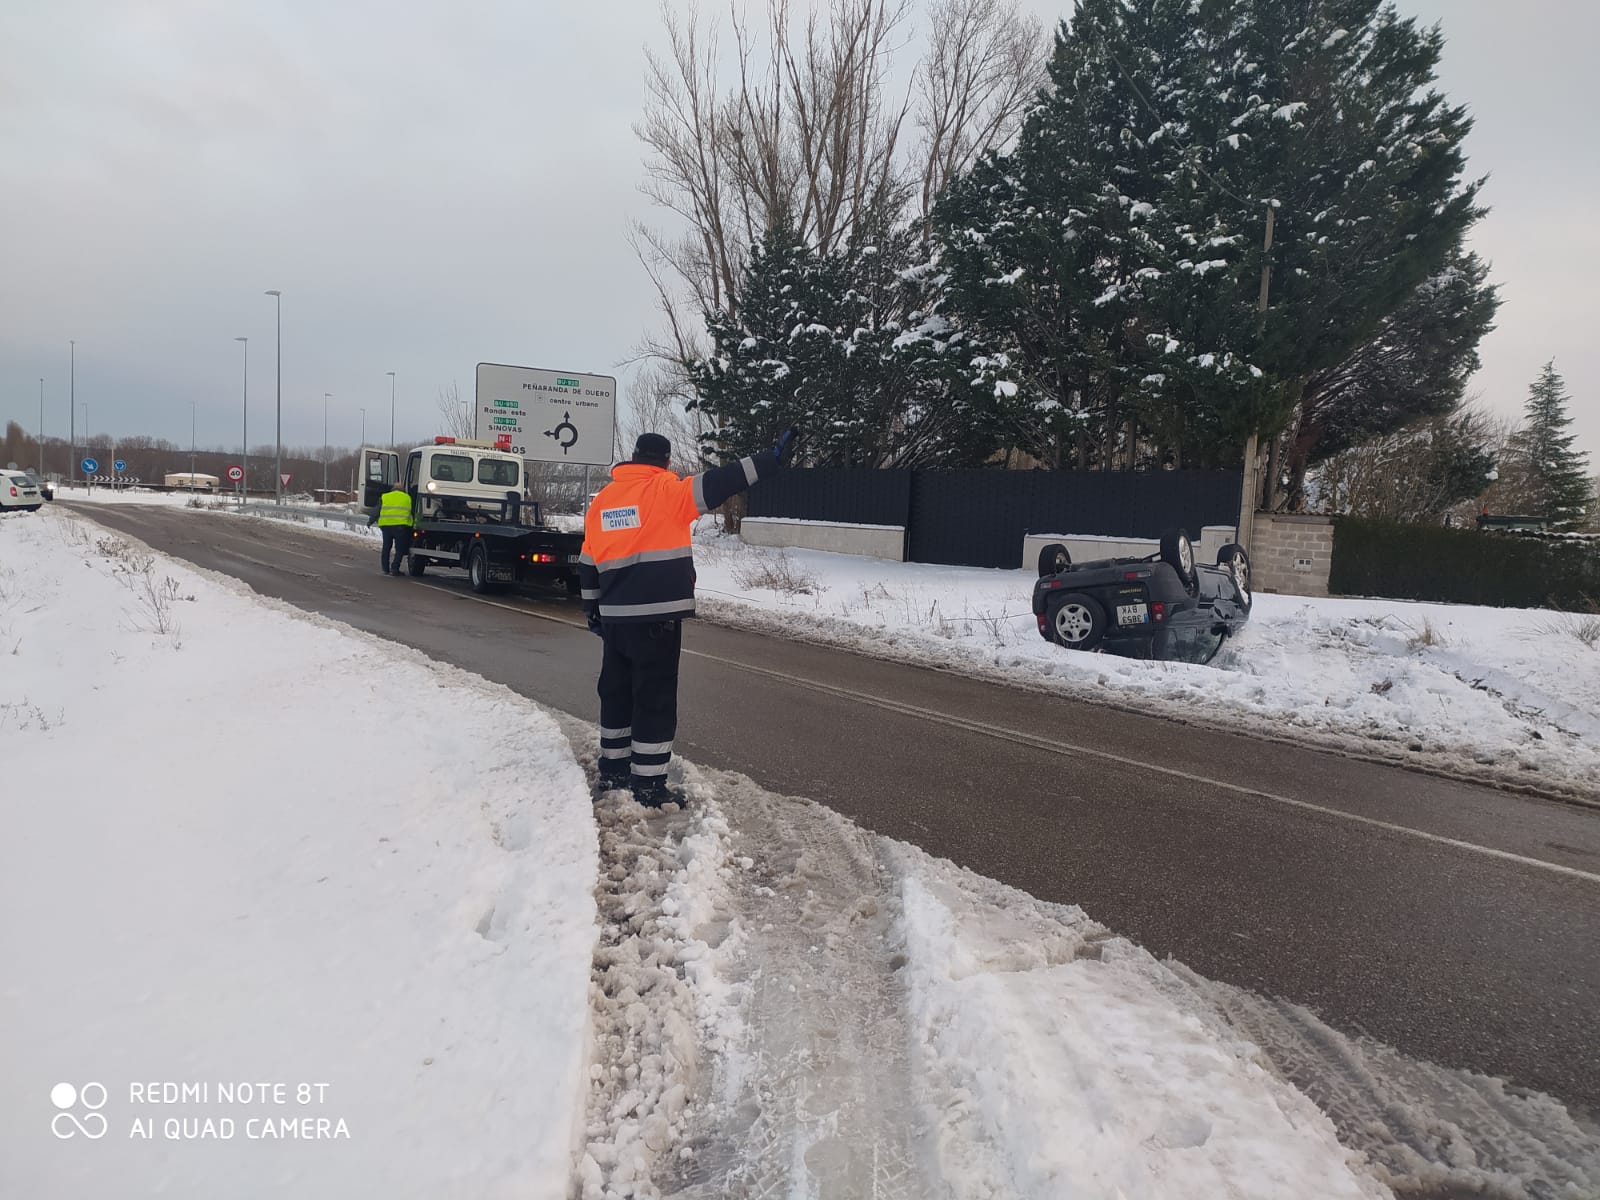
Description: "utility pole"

(38, 378), (44, 476)
(190, 401), (197, 478)
(323, 392), (331, 502)
(235, 336), (249, 504)
(69, 340), (75, 486)
(387, 371), (396, 446)
(266, 290), (282, 502)
(1236, 203), (1276, 554)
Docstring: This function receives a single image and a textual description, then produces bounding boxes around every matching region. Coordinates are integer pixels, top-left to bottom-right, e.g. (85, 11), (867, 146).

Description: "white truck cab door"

(358, 448), (400, 516)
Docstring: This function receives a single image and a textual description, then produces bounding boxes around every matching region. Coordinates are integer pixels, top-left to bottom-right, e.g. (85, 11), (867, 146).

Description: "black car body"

(1030, 530), (1251, 664)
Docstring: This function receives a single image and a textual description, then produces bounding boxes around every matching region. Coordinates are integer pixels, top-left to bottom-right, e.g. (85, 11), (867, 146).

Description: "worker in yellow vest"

(368, 483), (413, 576)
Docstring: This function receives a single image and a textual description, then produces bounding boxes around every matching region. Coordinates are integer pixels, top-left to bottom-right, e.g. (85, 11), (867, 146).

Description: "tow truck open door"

(357, 448), (400, 517)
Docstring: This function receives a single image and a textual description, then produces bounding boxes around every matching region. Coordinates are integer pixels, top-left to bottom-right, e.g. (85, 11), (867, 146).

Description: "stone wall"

(1251, 513), (1334, 597)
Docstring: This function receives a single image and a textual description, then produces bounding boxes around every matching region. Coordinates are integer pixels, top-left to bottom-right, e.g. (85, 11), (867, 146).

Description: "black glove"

(774, 427), (799, 465)
(586, 609), (602, 636)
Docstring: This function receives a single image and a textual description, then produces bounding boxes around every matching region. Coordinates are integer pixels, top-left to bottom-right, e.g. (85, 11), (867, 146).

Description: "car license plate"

(1116, 603), (1149, 626)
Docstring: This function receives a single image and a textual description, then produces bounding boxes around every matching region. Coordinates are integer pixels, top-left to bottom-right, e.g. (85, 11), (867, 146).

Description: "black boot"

(630, 777), (681, 809)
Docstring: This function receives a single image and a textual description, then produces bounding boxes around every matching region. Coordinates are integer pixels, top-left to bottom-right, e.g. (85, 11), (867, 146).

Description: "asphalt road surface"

(74, 503), (1600, 1118)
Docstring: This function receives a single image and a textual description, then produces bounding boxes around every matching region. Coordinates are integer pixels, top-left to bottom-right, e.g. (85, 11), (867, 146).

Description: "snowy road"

(69, 502), (1600, 1122)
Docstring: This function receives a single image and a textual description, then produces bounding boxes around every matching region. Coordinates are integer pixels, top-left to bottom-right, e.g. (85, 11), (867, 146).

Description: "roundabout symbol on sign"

(114, 459), (127, 473)
(544, 412), (579, 456)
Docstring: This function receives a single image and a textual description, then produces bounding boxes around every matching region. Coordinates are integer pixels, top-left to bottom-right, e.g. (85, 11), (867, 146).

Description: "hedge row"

(1329, 519), (1600, 610)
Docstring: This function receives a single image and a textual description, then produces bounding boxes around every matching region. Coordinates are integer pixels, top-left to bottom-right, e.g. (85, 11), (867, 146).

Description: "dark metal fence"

(748, 468), (1243, 568)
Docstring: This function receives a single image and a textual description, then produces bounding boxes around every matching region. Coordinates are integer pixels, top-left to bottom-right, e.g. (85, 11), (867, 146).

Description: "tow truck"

(357, 436), (585, 595)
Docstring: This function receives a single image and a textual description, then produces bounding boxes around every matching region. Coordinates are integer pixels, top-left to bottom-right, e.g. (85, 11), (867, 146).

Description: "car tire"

(1218, 543), (1252, 612)
(1037, 542), (1071, 578)
(1048, 592), (1106, 651)
(1159, 528), (1197, 592)
(407, 554), (426, 577)
(467, 543), (492, 594)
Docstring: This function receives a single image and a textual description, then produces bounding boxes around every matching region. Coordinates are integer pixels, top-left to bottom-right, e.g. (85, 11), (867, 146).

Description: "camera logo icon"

(51, 1083), (108, 1139)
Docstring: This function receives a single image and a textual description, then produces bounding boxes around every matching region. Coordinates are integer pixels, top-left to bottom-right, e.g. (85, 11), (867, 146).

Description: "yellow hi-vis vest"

(377, 488), (413, 527)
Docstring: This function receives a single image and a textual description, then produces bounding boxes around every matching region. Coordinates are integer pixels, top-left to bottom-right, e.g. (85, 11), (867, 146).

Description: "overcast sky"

(2, 0), (1595, 469)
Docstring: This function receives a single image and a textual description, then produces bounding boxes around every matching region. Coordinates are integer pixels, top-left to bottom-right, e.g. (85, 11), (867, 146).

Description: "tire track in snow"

(665, 774), (930, 1199)
(1175, 967), (1600, 1200)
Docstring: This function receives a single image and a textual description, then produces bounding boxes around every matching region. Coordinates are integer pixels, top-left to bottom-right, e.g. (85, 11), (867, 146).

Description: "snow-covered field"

(0, 505), (1419, 1198)
(0, 508), (597, 1197)
(689, 525), (1600, 800)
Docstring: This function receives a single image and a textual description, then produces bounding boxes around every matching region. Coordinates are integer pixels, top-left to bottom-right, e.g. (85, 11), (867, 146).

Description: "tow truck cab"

(358, 437), (526, 522)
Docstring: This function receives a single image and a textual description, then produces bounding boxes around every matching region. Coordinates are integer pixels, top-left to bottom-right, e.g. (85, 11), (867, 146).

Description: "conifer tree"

(1503, 362), (1592, 528)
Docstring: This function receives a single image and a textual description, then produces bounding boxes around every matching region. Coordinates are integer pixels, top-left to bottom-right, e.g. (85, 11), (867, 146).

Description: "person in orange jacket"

(579, 428), (797, 806)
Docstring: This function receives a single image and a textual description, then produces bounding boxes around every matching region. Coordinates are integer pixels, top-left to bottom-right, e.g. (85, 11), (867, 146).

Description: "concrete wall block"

(742, 517), (906, 561)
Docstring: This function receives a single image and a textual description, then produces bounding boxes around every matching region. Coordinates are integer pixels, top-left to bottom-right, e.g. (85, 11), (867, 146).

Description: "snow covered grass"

(693, 524), (1600, 799)
(0, 509), (597, 1198)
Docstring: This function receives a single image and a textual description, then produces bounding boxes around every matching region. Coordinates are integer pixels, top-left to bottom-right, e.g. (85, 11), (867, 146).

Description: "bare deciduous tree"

(631, 0), (1047, 394)
(915, 0), (1045, 224)
(436, 382), (474, 440)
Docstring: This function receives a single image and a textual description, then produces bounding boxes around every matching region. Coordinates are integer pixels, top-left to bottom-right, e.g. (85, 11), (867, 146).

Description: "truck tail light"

(1151, 602), (1166, 622)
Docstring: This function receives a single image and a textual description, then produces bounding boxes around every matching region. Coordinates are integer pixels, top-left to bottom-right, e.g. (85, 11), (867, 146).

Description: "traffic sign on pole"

(114, 459), (126, 473)
(474, 363), (618, 466)
(280, 473), (292, 488)
(81, 457), (98, 474)
(226, 465), (244, 483)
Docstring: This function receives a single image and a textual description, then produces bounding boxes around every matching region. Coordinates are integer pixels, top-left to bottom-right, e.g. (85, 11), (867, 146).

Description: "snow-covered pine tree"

(1502, 362), (1592, 529)
(937, 0), (1486, 472)
(688, 223), (852, 464)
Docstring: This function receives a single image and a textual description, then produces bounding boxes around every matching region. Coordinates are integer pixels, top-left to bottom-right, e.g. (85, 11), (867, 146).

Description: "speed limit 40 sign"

(226, 465), (244, 483)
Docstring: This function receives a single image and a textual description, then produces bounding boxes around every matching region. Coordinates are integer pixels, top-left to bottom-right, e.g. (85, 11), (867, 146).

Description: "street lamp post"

(265, 290), (282, 502)
(235, 336), (249, 503)
(190, 401), (197, 478)
(386, 371), (395, 446)
(69, 340), (75, 485)
(323, 392), (331, 502)
(360, 407), (366, 448)
(38, 378), (44, 477)
(79, 403), (88, 494)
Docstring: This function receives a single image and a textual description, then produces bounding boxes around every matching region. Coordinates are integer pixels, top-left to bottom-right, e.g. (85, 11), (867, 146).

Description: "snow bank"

(692, 526), (1600, 798)
(0, 510), (597, 1199)
(891, 858), (1386, 1200)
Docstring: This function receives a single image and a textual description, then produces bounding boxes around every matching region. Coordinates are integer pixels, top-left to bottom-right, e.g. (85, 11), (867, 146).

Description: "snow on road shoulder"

(611, 765), (1392, 1200)
(889, 850), (1387, 1200)
(0, 510), (597, 1200)
(691, 525), (1600, 798)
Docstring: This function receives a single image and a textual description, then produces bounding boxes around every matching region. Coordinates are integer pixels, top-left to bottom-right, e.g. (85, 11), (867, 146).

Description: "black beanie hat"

(632, 433), (671, 467)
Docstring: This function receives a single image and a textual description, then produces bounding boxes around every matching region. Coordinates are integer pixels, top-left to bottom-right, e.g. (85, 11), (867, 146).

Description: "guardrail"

(235, 502), (371, 532)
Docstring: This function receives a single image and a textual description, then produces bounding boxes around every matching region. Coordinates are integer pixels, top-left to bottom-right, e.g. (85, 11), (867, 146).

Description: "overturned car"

(1031, 529), (1251, 664)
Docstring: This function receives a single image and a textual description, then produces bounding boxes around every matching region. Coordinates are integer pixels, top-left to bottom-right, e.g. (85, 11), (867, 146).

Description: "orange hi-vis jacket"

(579, 451), (780, 623)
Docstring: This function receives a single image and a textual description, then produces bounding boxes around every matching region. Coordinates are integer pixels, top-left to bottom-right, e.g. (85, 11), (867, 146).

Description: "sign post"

(474, 363), (617, 468)
(227, 464), (245, 506)
(81, 457), (97, 496)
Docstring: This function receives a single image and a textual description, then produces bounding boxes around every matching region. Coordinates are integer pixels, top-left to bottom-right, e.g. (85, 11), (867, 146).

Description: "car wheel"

(407, 554), (426, 577)
(1160, 528), (1197, 591)
(1037, 542), (1071, 578)
(468, 543), (491, 593)
(1218, 543), (1252, 611)
(1048, 592), (1106, 651)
